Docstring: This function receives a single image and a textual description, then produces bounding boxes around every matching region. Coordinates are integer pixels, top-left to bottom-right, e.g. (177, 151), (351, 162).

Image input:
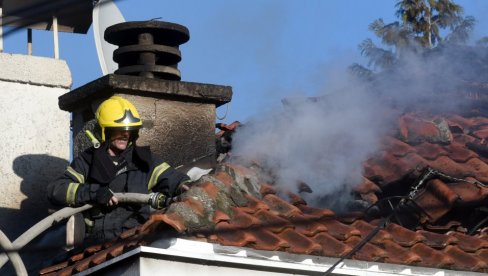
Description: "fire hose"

(0, 192), (165, 273)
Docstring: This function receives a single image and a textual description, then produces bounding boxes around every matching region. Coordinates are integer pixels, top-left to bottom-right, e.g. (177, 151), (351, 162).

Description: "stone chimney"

(58, 21), (232, 170)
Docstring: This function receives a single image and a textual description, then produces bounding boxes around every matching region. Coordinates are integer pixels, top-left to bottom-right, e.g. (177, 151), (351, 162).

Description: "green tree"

(351, 0), (475, 77)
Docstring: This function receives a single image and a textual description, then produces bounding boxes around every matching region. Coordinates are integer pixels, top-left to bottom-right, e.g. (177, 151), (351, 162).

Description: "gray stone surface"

(0, 53), (71, 88)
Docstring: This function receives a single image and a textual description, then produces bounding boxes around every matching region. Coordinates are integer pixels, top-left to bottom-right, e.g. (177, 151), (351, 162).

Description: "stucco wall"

(0, 53), (71, 239)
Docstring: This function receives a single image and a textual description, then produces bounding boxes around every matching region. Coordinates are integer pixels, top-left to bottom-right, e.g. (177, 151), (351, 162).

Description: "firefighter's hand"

(96, 187), (118, 206)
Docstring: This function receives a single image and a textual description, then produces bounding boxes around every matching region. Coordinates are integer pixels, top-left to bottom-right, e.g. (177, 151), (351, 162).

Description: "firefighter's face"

(109, 130), (130, 152)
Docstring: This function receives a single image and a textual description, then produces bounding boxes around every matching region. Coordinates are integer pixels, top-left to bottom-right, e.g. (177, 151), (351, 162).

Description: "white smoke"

(230, 45), (486, 209)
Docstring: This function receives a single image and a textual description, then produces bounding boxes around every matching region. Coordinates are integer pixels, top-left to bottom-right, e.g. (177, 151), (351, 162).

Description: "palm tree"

(351, 0), (475, 77)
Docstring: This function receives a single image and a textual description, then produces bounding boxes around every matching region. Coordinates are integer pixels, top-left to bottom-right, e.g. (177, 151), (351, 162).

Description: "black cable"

(324, 213), (393, 275)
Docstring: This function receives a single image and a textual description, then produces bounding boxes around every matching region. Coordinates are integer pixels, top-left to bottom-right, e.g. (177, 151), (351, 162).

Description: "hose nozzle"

(85, 130), (101, 148)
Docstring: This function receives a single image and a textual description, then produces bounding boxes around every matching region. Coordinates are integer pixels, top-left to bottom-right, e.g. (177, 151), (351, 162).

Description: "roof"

(40, 112), (488, 275)
(1, 0), (93, 34)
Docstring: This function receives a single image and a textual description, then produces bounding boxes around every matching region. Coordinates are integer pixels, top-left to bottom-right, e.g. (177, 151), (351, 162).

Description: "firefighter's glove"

(95, 187), (115, 206)
(149, 192), (167, 209)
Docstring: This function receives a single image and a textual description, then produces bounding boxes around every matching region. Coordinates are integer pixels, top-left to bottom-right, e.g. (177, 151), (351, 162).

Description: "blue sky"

(3, 0), (488, 123)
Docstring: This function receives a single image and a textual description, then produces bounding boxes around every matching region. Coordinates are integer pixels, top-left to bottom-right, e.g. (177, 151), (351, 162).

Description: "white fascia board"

(78, 238), (485, 276)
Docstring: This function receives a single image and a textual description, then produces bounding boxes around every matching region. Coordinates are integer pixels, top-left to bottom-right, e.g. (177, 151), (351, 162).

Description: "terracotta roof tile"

(447, 231), (488, 253)
(313, 232), (352, 257)
(248, 228), (290, 251)
(286, 192), (307, 206)
(465, 158), (488, 182)
(280, 228), (323, 255)
(213, 210), (231, 224)
(473, 127), (488, 140)
(411, 243), (455, 268)
(229, 208), (261, 228)
(214, 221), (256, 247)
(351, 220), (393, 245)
(292, 214), (328, 237)
(416, 142), (448, 160)
(416, 230), (458, 249)
(383, 136), (417, 157)
(260, 183), (277, 195)
(213, 171), (234, 187)
(384, 223), (426, 246)
(443, 142), (478, 162)
(444, 245), (488, 271)
(253, 209), (294, 234)
(453, 133), (477, 145)
(41, 111), (488, 275)
(352, 177), (382, 194)
(344, 236), (388, 262)
(318, 218), (361, 241)
(295, 204), (335, 219)
(262, 194), (302, 218)
(383, 240), (422, 265)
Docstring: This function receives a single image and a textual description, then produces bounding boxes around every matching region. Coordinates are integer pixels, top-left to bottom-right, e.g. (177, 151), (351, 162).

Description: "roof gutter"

(76, 238), (485, 276)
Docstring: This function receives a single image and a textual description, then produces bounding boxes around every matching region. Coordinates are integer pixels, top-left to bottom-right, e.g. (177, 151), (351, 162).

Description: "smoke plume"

(230, 44), (487, 209)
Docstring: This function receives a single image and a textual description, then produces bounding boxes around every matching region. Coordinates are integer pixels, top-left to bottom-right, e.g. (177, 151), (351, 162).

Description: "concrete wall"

(124, 94), (216, 168)
(0, 53), (71, 239)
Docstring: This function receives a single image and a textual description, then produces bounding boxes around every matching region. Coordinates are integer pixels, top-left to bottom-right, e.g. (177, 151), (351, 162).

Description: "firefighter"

(48, 96), (190, 243)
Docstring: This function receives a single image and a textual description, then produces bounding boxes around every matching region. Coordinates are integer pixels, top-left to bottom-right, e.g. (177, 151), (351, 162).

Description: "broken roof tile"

(412, 188), (453, 223)
(399, 114), (453, 145)
(426, 179), (460, 206)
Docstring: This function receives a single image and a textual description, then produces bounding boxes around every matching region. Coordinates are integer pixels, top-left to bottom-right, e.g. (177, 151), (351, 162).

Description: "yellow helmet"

(95, 96), (143, 142)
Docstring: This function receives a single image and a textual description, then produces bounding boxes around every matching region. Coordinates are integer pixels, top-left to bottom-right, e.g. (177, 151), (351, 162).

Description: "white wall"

(0, 53), (71, 239)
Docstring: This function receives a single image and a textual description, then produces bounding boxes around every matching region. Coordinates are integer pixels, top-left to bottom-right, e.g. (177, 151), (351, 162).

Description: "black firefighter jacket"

(48, 144), (189, 242)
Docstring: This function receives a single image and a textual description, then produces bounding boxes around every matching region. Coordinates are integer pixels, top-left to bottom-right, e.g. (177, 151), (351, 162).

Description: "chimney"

(58, 20), (232, 170)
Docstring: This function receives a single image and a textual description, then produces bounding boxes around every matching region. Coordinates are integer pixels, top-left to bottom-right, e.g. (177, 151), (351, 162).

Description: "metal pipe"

(27, 29), (32, 55)
(53, 15), (59, 59)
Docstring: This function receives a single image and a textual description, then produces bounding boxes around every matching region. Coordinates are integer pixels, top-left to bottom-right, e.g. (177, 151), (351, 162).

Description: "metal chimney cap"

(104, 20), (190, 47)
